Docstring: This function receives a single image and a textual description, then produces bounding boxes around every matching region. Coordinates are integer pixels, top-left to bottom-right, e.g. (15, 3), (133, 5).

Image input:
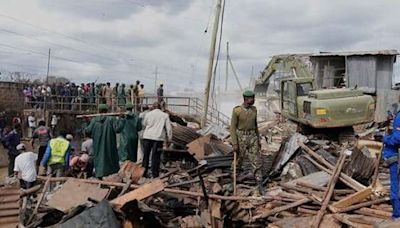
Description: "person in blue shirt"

(1, 126), (20, 177)
(40, 131), (71, 178)
(383, 112), (400, 218)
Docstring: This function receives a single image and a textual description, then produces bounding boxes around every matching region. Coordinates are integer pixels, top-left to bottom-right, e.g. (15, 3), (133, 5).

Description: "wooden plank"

(354, 207), (392, 219)
(111, 179), (166, 209)
(46, 179), (109, 212)
(331, 186), (373, 210)
(332, 214), (371, 228)
(299, 142), (366, 191)
(37, 176), (268, 201)
(296, 181), (355, 195)
(312, 151), (347, 228)
(273, 214), (341, 228)
(288, 171), (330, 187)
(252, 198), (311, 220)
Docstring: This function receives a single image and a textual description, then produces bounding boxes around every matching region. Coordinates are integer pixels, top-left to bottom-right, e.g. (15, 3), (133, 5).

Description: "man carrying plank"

(85, 104), (125, 178)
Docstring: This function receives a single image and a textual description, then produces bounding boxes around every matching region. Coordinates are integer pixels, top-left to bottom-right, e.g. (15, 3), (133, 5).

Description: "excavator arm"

(257, 55), (313, 84)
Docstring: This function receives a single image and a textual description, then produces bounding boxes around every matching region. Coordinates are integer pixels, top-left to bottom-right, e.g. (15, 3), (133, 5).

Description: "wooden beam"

(335, 197), (389, 213)
(354, 207), (392, 219)
(252, 198), (311, 220)
(312, 151), (347, 228)
(299, 141), (366, 191)
(302, 153), (364, 191)
(37, 176), (270, 202)
(111, 179), (166, 209)
(331, 186), (373, 211)
(76, 112), (125, 118)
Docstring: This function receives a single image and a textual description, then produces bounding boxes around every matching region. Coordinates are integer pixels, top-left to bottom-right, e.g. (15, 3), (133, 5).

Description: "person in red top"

(31, 120), (52, 169)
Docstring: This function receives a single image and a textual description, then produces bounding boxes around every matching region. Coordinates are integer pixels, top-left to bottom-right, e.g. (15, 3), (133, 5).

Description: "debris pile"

(3, 120), (398, 227)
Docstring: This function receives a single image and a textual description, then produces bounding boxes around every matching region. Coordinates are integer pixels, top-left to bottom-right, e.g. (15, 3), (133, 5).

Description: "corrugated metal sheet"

(311, 49), (399, 57)
(347, 56), (377, 93)
(0, 186), (20, 228)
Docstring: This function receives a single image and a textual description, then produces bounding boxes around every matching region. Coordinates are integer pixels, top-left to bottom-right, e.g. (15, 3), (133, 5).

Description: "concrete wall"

(0, 81), (25, 112)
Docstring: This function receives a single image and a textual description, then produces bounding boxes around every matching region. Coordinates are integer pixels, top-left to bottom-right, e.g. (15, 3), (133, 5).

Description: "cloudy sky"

(0, 0), (399, 93)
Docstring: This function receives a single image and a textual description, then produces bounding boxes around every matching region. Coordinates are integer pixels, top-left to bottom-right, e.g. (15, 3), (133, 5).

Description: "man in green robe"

(118, 103), (142, 162)
(118, 84), (126, 106)
(85, 104), (125, 178)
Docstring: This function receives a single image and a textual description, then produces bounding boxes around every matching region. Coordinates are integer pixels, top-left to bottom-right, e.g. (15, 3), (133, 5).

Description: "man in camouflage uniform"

(230, 90), (263, 192)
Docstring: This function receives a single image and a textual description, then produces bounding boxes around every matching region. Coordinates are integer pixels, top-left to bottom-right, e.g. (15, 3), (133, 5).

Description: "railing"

(24, 95), (230, 128)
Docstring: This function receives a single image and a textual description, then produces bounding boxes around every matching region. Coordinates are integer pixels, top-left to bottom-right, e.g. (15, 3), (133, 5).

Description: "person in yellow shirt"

(40, 131), (71, 178)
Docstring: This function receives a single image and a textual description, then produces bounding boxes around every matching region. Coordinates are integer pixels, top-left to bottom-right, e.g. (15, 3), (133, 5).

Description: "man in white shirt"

(28, 112), (36, 137)
(142, 102), (172, 178)
(14, 143), (38, 189)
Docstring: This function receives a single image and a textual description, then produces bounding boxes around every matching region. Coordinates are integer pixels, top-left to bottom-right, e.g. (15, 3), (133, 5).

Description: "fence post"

(188, 98), (191, 114)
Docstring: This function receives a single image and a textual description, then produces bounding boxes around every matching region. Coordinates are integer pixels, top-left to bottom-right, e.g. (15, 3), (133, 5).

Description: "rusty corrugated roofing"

(0, 186), (20, 227)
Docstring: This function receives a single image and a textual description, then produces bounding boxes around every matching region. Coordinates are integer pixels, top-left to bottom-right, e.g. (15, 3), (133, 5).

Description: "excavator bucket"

(254, 83), (269, 96)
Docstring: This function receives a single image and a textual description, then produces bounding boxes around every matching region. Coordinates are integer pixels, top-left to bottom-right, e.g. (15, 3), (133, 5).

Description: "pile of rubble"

(1, 118), (398, 227)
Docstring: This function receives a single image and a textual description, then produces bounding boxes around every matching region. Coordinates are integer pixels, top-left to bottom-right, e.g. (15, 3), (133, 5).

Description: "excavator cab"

(280, 78), (314, 118)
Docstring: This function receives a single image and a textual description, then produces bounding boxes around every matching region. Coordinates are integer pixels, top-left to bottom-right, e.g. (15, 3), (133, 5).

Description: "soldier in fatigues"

(230, 90), (263, 193)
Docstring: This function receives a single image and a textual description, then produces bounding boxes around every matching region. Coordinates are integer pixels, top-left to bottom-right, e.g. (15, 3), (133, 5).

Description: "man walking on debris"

(40, 131), (71, 178)
(31, 120), (52, 169)
(142, 102), (172, 178)
(383, 111), (400, 218)
(230, 90), (263, 193)
(14, 143), (37, 189)
(85, 104), (125, 178)
(118, 103), (142, 162)
(1, 126), (21, 177)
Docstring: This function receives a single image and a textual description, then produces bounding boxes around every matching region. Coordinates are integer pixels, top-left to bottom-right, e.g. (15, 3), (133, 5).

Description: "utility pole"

(44, 48), (51, 122)
(46, 48), (51, 85)
(249, 65), (254, 88)
(225, 41), (229, 92)
(202, 0), (222, 128)
(153, 66), (158, 94)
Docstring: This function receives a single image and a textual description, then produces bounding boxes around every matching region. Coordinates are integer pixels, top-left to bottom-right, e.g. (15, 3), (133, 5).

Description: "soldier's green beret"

(98, 103), (108, 110)
(242, 90), (255, 97)
(125, 103), (133, 109)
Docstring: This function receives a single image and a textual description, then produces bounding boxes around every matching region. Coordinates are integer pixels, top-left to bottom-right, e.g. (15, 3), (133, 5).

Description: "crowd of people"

(22, 80), (165, 110)
(1, 99), (173, 191)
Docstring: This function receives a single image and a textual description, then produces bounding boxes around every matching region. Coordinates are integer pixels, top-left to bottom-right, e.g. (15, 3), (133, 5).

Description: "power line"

(0, 13), (196, 77)
(0, 27), (118, 63)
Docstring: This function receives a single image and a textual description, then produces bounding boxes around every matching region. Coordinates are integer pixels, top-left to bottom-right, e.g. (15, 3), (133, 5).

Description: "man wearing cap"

(85, 104), (125, 178)
(230, 90), (263, 192)
(14, 143), (38, 189)
(40, 131), (71, 178)
(118, 103), (142, 162)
